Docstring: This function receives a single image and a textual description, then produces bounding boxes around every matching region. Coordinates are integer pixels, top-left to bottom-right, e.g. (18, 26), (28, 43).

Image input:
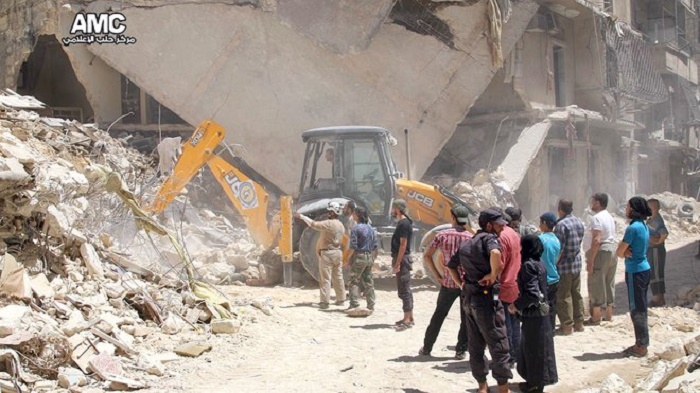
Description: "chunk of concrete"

(80, 243), (105, 280)
(662, 371), (700, 393)
(685, 335), (700, 356)
(599, 373), (633, 393)
(0, 254), (32, 299)
(57, 367), (87, 389)
(346, 307), (373, 317)
(0, 304), (31, 337)
(68, 334), (98, 374)
(658, 338), (688, 361)
(211, 319), (241, 335)
(174, 343), (212, 358)
(637, 359), (689, 392)
(62, 311), (88, 337)
(226, 254), (249, 270)
(30, 273), (55, 300)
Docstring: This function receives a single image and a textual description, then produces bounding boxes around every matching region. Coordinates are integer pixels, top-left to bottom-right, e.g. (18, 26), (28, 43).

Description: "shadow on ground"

(349, 323), (395, 330)
(432, 361), (472, 374)
(574, 351), (625, 361)
(389, 355), (454, 363)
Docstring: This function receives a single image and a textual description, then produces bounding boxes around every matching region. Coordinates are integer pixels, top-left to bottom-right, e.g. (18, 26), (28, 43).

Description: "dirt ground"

(140, 238), (700, 393)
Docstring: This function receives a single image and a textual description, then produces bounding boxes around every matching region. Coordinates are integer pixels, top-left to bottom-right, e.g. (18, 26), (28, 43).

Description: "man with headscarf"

(617, 197), (652, 358)
(391, 199), (414, 330)
(447, 209), (512, 393)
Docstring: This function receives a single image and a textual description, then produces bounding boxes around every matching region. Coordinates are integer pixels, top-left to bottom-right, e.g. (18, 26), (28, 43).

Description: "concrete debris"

(174, 342), (212, 358)
(57, 366), (88, 389)
(663, 371), (700, 393)
(659, 338), (691, 361)
(211, 318), (241, 334)
(685, 335), (700, 357)
(0, 107), (270, 391)
(636, 358), (689, 392)
(599, 373), (633, 393)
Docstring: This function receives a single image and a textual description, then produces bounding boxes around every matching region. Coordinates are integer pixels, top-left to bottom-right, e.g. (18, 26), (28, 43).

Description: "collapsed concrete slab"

(53, 0), (538, 194)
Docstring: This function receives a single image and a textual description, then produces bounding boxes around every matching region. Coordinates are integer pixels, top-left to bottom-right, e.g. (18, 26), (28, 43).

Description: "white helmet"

(327, 201), (343, 215)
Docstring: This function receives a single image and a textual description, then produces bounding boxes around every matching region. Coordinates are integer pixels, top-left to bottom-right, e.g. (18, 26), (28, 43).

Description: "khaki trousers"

(319, 250), (345, 304)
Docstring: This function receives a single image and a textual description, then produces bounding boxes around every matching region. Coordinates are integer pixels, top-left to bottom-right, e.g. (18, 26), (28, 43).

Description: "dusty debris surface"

(0, 106), (274, 392)
(0, 105), (698, 393)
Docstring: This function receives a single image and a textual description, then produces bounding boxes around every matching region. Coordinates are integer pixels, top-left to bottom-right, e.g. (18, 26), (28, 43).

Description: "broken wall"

(516, 15), (576, 108)
(48, 0), (539, 195)
(0, 0), (59, 89)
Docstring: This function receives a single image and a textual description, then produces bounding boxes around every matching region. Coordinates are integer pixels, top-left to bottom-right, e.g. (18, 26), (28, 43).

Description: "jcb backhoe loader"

(148, 120), (476, 285)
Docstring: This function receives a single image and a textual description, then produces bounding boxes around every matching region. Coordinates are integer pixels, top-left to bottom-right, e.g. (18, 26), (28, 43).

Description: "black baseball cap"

(479, 209), (508, 226)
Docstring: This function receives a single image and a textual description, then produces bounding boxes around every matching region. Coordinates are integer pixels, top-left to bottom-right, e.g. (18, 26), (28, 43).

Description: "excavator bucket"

(148, 121), (226, 213)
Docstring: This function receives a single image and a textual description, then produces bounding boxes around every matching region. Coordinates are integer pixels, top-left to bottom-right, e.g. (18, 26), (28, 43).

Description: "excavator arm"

(148, 120), (292, 258)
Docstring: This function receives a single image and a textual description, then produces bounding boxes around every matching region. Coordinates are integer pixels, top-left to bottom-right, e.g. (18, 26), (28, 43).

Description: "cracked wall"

(4, 0), (539, 195)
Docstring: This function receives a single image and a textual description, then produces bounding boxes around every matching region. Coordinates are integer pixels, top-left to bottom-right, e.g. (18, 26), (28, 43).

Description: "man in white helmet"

(295, 201), (346, 309)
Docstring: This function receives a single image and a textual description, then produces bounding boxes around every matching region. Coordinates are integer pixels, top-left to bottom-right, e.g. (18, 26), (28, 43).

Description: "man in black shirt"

(391, 199), (414, 329)
(448, 209), (512, 393)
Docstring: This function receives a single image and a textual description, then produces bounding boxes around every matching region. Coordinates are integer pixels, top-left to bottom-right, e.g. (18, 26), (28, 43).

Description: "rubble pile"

(0, 106), (274, 391)
(450, 168), (513, 213)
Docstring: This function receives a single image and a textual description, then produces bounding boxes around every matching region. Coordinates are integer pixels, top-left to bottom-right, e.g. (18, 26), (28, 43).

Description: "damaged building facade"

(0, 0), (698, 218)
(426, 0), (700, 218)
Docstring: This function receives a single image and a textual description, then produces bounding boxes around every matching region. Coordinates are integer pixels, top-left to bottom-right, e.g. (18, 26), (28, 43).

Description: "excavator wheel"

(418, 224), (453, 285)
(299, 219), (350, 284)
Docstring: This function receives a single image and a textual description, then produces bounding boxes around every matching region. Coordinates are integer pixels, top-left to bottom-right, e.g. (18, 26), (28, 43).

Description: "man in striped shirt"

(419, 204), (474, 360)
(554, 199), (586, 335)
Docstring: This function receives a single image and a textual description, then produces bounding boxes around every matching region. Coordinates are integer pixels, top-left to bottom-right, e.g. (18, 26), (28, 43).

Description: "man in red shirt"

(500, 209), (522, 368)
(419, 205), (474, 360)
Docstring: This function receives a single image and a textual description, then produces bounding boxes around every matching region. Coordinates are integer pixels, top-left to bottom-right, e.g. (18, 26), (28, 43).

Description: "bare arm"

(650, 233), (668, 246)
(479, 249), (502, 287)
(586, 229), (602, 273)
(423, 246), (443, 283)
(448, 267), (463, 289)
(344, 250), (354, 267)
(616, 241), (630, 259)
(394, 238), (408, 273)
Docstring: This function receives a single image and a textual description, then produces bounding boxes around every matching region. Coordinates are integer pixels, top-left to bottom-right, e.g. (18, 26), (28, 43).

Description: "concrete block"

(599, 373), (632, 393)
(658, 338), (689, 361)
(637, 359), (689, 392)
(80, 243), (105, 279)
(211, 318), (241, 334)
(0, 304), (31, 337)
(30, 273), (55, 299)
(174, 342), (212, 358)
(685, 335), (700, 356)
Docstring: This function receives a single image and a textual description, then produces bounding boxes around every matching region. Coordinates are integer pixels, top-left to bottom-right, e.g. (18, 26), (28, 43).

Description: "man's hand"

(293, 213), (301, 219)
(586, 260), (594, 274)
(393, 264), (400, 274)
(508, 303), (517, 315)
(478, 274), (496, 287)
(624, 248), (632, 258)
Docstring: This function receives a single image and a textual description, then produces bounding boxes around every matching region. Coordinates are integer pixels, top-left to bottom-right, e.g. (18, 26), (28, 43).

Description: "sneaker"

(347, 303), (360, 310)
(419, 347), (431, 356)
(335, 300), (346, 306)
(455, 351), (466, 360)
(319, 303), (329, 310)
(623, 344), (648, 358)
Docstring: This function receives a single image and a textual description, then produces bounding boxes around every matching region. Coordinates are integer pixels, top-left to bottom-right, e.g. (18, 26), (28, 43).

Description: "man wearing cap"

(294, 201), (346, 310)
(447, 209), (512, 393)
(553, 199), (586, 335)
(419, 204), (473, 359)
(391, 199), (414, 329)
(539, 212), (562, 330)
(505, 206), (539, 237)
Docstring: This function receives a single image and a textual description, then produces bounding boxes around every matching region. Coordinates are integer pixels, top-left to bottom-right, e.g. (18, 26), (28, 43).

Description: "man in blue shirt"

(539, 212), (561, 331)
(345, 207), (379, 311)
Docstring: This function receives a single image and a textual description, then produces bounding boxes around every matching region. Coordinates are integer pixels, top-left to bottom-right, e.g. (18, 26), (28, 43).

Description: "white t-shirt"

(583, 209), (616, 251)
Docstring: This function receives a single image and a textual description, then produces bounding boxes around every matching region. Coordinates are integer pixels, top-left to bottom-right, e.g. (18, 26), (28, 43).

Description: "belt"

(319, 248), (340, 252)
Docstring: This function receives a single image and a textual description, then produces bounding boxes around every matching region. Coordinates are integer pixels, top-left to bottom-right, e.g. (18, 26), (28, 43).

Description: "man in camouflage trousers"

(345, 207), (379, 311)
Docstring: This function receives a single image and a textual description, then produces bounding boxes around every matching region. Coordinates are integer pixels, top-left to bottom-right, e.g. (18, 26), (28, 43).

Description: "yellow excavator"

(148, 120), (476, 285)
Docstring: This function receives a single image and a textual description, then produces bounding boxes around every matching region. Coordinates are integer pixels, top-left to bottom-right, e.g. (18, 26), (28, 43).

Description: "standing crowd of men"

(294, 192), (668, 393)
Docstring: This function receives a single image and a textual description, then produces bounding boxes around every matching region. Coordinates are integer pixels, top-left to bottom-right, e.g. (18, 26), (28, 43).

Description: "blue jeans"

(502, 301), (521, 363)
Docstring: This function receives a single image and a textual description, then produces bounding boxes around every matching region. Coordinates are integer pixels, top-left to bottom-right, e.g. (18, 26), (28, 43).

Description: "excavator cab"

(297, 126), (400, 228)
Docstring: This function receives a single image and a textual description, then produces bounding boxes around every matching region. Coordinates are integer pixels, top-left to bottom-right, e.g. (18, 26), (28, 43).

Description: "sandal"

(395, 319), (414, 326)
(583, 318), (601, 326)
(395, 321), (413, 331)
